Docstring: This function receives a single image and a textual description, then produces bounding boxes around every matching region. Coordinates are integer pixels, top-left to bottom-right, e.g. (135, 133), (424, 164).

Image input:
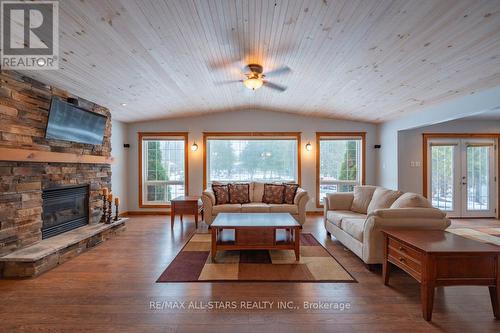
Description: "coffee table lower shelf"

(211, 227), (300, 261)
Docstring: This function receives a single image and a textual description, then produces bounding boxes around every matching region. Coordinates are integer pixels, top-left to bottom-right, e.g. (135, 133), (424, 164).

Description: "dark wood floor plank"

(1, 216), (499, 332)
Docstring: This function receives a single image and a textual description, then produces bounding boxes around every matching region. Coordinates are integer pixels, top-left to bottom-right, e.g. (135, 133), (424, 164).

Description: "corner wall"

(111, 120), (129, 212)
(126, 110), (377, 212)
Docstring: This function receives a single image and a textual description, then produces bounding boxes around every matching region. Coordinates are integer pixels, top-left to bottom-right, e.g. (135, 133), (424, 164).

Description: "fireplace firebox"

(42, 184), (89, 239)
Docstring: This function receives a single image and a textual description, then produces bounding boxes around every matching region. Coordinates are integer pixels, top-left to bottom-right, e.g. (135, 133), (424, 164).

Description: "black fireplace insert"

(42, 184), (89, 239)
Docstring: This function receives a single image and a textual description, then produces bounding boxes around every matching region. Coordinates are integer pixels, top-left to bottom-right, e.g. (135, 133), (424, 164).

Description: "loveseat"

(324, 186), (451, 264)
(202, 182), (309, 225)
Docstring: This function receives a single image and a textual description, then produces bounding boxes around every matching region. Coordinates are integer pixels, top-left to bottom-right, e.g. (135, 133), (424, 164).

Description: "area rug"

(448, 227), (500, 246)
(156, 233), (355, 283)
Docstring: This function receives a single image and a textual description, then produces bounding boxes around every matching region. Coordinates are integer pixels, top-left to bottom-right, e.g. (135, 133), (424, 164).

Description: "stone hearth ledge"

(0, 219), (128, 262)
(0, 219), (127, 278)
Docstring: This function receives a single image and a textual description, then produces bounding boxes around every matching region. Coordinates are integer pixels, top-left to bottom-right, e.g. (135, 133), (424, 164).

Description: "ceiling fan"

(215, 64), (291, 92)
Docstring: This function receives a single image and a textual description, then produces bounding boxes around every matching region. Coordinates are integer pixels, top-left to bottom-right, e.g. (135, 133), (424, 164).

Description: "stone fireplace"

(42, 184), (89, 239)
(0, 71), (126, 278)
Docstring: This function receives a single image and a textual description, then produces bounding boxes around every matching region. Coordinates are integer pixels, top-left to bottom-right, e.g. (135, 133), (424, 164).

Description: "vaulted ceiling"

(24, 0), (500, 123)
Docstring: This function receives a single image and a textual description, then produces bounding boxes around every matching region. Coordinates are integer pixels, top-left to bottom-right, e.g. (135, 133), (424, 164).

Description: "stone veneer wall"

(0, 71), (112, 257)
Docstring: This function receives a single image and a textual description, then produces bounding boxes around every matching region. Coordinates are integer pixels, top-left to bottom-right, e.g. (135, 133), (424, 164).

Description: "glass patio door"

(461, 140), (496, 217)
(428, 138), (497, 218)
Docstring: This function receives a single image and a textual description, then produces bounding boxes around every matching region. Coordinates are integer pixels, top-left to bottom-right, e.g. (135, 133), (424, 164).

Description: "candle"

(107, 193), (113, 202)
(114, 196), (120, 206)
(102, 187), (108, 196)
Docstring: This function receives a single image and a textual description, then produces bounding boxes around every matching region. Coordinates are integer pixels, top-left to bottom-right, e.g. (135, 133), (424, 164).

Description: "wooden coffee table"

(382, 229), (500, 321)
(211, 213), (301, 261)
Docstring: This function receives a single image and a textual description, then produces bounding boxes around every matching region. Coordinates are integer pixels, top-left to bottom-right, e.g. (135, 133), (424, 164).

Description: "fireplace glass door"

(42, 185), (89, 238)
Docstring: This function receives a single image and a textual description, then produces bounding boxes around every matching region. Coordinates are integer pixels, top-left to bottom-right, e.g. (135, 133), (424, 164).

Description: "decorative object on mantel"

(114, 197), (120, 221)
(107, 193), (113, 224)
(101, 188), (109, 223)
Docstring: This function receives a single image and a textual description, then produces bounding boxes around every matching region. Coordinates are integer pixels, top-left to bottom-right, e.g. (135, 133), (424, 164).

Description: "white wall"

(126, 109), (377, 212)
(111, 120), (129, 211)
(377, 86), (500, 189)
(398, 119), (500, 194)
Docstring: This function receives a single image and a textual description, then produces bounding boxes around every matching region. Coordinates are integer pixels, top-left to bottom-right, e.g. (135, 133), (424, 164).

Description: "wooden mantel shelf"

(0, 147), (114, 164)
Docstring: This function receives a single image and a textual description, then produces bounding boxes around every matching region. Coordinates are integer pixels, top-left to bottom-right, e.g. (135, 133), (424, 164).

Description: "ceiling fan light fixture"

(243, 77), (263, 90)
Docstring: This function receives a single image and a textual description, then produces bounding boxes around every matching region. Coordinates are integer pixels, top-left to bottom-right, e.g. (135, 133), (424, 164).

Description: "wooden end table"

(382, 229), (500, 321)
(211, 213), (301, 261)
(170, 196), (202, 229)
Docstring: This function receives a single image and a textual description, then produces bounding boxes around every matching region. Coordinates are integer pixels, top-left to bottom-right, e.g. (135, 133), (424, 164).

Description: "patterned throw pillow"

(212, 184), (229, 205)
(262, 184), (285, 204)
(228, 183), (250, 204)
(283, 183), (299, 204)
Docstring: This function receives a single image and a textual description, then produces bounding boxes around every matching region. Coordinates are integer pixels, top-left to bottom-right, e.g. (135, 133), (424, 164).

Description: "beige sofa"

(324, 186), (451, 264)
(202, 182), (309, 225)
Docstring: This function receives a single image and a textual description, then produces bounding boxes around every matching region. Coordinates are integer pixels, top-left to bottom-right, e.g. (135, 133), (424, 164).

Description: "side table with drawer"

(382, 229), (500, 321)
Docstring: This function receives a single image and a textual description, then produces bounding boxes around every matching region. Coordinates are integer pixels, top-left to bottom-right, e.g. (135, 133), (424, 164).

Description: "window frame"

(315, 132), (366, 208)
(202, 132), (301, 189)
(138, 132), (189, 208)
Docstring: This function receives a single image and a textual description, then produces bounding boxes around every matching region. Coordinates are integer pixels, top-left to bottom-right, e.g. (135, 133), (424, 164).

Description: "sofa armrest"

(361, 210), (451, 264)
(202, 189), (216, 205)
(368, 207), (446, 219)
(294, 188), (309, 225)
(201, 189), (216, 225)
(325, 192), (354, 210)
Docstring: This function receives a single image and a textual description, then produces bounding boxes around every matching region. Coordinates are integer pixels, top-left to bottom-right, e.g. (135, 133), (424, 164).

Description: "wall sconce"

(191, 141), (198, 151)
(305, 142), (312, 151)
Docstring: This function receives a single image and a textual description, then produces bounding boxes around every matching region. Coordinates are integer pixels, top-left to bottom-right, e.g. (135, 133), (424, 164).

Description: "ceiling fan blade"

(213, 80), (243, 86)
(263, 81), (287, 92)
(264, 66), (291, 77)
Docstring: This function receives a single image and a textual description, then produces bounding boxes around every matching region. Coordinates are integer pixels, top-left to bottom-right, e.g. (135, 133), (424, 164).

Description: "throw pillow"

(350, 185), (377, 214)
(283, 183), (299, 204)
(228, 183), (250, 204)
(390, 192), (432, 208)
(367, 188), (402, 214)
(262, 184), (285, 204)
(212, 184), (229, 205)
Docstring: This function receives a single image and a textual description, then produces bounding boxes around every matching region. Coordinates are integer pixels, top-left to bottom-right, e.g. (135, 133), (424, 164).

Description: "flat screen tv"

(45, 97), (106, 145)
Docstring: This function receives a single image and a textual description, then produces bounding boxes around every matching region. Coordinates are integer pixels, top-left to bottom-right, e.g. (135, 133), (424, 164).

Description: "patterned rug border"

(156, 232), (357, 283)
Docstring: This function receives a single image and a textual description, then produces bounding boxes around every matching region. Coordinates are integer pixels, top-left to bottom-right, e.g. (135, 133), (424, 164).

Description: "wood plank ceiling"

(23, 0), (500, 123)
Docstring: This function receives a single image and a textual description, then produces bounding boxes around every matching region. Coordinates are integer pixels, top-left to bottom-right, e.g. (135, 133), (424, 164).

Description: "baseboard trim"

(123, 210), (322, 217)
(120, 210), (170, 216)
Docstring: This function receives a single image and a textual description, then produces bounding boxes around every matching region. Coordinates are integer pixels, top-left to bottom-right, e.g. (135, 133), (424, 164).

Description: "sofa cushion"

(341, 218), (365, 242)
(253, 182), (265, 202)
(262, 184), (285, 204)
(391, 192), (432, 208)
(367, 188), (402, 213)
(228, 183), (250, 204)
(212, 204), (241, 214)
(283, 183), (299, 204)
(326, 210), (367, 228)
(269, 204), (298, 214)
(241, 203), (270, 213)
(212, 184), (230, 205)
(350, 185), (377, 214)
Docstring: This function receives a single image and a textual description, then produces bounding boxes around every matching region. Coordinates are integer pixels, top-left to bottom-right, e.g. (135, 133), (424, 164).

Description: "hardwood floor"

(1, 216), (499, 333)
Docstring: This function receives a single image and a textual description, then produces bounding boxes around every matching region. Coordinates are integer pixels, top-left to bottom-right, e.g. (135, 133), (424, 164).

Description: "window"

(316, 132), (365, 207)
(139, 133), (188, 207)
(204, 132), (301, 187)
